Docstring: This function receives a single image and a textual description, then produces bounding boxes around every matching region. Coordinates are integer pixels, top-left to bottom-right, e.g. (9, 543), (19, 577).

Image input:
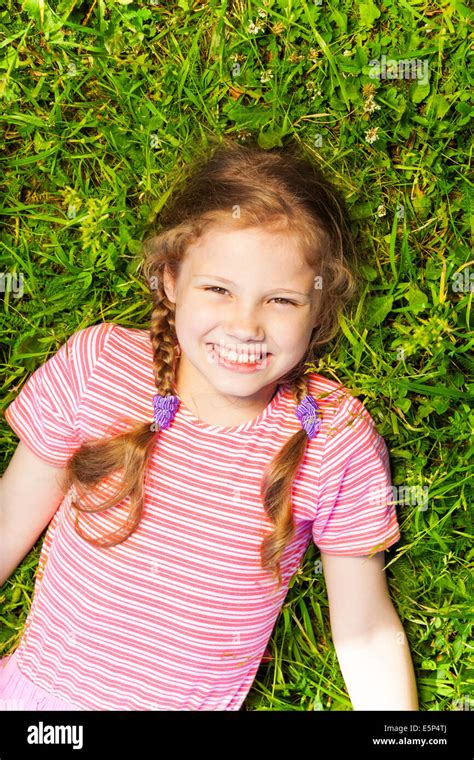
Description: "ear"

(162, 265), (177, 304)
(310, 320), (322, 341)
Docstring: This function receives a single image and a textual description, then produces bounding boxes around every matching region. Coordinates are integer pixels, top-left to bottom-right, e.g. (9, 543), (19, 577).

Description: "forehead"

(183, 225), (312, 280)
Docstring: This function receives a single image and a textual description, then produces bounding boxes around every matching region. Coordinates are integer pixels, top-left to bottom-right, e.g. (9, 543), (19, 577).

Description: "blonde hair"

(63, 137), (359, 587)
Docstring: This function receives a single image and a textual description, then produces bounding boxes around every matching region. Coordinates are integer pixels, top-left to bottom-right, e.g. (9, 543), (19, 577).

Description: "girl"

(0, 139), (418, 711)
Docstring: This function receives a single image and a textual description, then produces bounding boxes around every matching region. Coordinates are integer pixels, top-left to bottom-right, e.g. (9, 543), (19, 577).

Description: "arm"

(0, 441), (68, 586)
(321, 550), (419, 710)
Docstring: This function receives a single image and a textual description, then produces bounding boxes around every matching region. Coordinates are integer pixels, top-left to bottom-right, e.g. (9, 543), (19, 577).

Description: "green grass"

(0, 0), (472, 711)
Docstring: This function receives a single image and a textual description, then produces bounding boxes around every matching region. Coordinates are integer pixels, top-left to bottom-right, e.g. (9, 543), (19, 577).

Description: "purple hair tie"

(153, 393), (180, 430)
(295, 394), (321, 439)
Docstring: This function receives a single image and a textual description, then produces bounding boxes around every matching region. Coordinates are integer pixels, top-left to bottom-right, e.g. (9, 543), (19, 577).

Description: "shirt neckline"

(171, 379), (289, 435)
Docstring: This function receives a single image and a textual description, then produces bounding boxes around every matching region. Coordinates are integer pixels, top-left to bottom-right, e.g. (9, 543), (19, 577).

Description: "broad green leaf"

(359, 1), (381, 27)
(405, 283), (429, 309)
(410, 80), (431, 104)
(366, 295), (393, 326)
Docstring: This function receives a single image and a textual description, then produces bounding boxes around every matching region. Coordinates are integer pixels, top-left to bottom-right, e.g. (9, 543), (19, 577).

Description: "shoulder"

(305, 371), (369, 420)
(49, 323), (151, 397)
(66, 322), (150, 365)
(66, 321), (115, 353)
(304, 371), (381, 445)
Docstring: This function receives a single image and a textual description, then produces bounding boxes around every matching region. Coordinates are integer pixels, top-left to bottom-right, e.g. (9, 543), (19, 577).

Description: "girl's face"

(163, 225), (321, 416)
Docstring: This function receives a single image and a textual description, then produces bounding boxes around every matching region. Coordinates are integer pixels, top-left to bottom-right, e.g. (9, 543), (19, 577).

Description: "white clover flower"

(364, 96), (381, 114)
(247, 20), (263, 34)
(260, 69), (273, 83)
(257, 8), (267, 18)
(365, 126), (379, 144)
(376, 204), (387, 217)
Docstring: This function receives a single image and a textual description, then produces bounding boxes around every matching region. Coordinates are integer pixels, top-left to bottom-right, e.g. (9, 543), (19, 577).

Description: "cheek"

(274, 316), (308, 340)
(176, 302), (214, 335)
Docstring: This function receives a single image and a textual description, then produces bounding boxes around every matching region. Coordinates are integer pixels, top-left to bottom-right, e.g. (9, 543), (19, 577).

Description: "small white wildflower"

(376, 204), (387, 217)
(343, 49), (352, 56)
(364, 96), (381, 114)
(365, 126), (379, 144)
(237, 129), (252, 141)
(247, 21), (263, 34)
(260, 69), (273, 83)
(257, 8), (267, 18)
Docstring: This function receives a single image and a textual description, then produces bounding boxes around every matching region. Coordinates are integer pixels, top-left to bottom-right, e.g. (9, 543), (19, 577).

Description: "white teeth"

(210, 345), (264, 363)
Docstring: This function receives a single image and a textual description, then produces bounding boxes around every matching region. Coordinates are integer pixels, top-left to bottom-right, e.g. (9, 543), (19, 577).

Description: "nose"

(223, 302), (265, 343)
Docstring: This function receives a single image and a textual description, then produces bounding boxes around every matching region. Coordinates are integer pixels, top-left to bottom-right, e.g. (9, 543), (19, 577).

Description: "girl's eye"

(272, 297), (296, 306)
(203, 287), (296, 306)
(205, 286), (228, 295)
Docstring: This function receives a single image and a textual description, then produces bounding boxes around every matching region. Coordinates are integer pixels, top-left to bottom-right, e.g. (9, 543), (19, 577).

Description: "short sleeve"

(3, 323), (115, 467)
(312, 392), (401, 556)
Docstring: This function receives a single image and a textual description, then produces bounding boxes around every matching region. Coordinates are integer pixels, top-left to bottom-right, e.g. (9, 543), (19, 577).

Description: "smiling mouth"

(207, 344), (272, 364)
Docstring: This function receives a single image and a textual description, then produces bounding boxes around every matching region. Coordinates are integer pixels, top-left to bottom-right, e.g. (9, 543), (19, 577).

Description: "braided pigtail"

(64, 273), (177, 548)
(148, 266), (180, 396)
(259, 373), (315, 587)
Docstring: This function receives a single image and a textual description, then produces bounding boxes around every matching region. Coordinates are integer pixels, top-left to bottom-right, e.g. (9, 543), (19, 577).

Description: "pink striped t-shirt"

(2, 322), (400, 710)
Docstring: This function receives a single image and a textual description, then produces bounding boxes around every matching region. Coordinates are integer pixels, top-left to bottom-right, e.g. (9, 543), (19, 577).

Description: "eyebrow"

(193, 275), (310, 297)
